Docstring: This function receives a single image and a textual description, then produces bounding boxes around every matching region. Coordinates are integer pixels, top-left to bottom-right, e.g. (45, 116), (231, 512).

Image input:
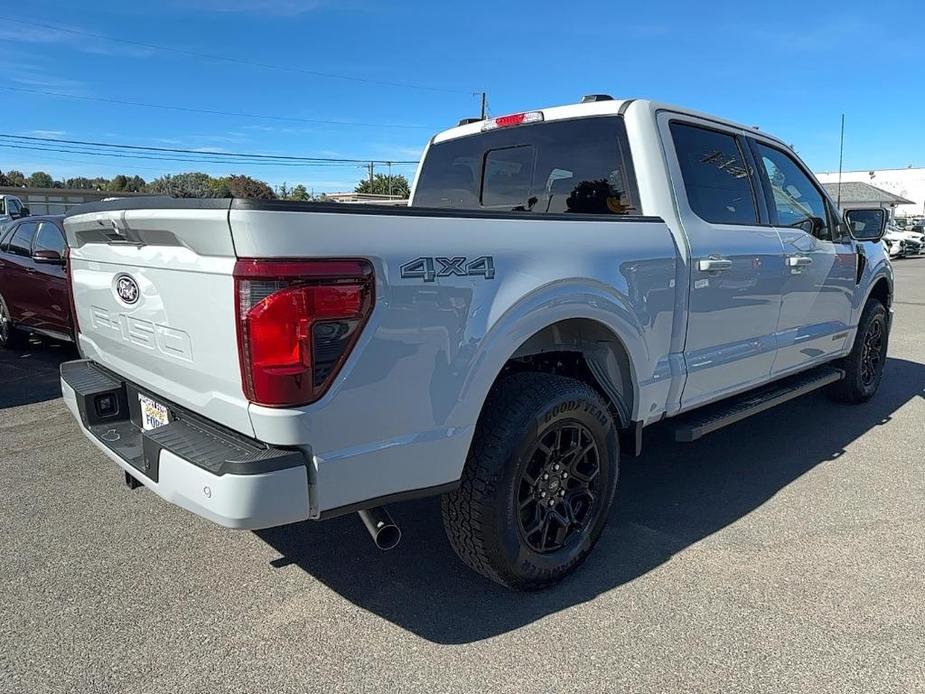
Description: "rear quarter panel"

(230, 204), (679, 514)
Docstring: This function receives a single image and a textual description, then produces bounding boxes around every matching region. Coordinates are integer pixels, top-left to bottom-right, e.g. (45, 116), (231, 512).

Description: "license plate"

(138, 394), (170, 431)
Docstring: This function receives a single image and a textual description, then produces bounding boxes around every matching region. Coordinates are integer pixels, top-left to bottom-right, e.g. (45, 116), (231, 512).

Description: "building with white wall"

(815, 167), (925, 220)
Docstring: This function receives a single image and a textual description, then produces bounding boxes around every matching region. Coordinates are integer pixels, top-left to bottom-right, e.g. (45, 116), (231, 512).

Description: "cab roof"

(432, 97), (789, 149)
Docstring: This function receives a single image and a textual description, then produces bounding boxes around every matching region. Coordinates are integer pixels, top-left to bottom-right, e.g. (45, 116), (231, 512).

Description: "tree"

(0, 171), (8, 186)
(125, 175), (146, 192)
(355, 173), (410, 198)
(226, 174), (276, 200)
(109, 174), (129, 192)
(65, 177), (97, 189)
(276, 182), (291, 199)
(27, 171), (54, 188)
(290, 184), (310, 201)
(146, 172), (224, 198)
(5, 170), (26, 186)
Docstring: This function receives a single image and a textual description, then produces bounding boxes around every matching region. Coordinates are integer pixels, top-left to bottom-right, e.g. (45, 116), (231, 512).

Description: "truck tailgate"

(63, 200), (253, 436)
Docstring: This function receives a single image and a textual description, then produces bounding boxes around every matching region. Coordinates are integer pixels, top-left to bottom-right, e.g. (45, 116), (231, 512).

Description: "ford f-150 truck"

(58, 97), (892, 589)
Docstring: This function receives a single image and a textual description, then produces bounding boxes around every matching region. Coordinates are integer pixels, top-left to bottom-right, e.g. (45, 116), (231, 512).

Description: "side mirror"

(20, 207), (30, 217)
(845, 208), (887, 242)
(33, 249), (64, 265)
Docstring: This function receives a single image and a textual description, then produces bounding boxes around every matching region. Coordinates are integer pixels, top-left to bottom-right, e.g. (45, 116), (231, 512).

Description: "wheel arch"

(866, 275), (892, 310)
(504, 318), (636, 428)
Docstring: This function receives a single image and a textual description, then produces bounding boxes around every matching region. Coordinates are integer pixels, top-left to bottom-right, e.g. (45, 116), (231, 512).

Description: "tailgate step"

(672, 366), (844, 442)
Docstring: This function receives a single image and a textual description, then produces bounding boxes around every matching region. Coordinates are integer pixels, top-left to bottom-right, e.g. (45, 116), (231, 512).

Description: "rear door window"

(8, 221), (38, 257)
(669, 122), (759, 225)
(414, 116), (639, 215)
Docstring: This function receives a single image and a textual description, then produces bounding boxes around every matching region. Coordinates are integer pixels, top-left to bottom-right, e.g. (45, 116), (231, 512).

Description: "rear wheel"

(441, 373), (619, 590)
(0, 294), (25, 350)
(830, 298), (888, 403)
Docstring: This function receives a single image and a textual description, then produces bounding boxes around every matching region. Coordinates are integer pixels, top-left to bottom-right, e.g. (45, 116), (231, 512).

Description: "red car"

(0, 215), (74, 348)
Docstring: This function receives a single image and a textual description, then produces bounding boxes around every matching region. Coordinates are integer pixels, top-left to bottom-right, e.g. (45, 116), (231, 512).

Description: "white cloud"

(10, 70), (90, 97)
(25, 130), (67, 138)
(0, 24), (151, 57)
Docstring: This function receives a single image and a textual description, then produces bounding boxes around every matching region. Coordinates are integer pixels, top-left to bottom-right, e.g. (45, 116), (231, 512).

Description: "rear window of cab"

(414, 116), (639, 215)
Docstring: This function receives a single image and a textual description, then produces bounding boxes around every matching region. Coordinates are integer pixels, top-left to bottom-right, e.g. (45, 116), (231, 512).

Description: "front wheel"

(830, 298), (888, 403)
(441, 373), (619, 590)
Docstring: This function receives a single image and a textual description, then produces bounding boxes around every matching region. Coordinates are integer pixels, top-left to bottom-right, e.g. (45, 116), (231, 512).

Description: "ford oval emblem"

(115, 274), (139, 305)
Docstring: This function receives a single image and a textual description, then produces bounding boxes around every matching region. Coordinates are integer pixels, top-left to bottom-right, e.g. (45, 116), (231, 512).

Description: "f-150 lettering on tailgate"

(89, 305), (193, 361)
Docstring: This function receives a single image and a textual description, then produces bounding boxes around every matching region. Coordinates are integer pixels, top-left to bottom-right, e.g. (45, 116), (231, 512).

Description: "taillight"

(234, 259), (374, 407)
(481, 110), (544, 131)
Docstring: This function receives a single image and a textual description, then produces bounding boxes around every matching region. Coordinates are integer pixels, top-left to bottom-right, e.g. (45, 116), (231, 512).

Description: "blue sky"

(2, 0), (922, 192)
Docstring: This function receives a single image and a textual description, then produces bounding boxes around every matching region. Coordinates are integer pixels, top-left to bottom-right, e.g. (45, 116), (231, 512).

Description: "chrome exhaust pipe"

(358, 507), (401, 551)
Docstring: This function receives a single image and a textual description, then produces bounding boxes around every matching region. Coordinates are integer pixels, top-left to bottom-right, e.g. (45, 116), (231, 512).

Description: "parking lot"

(0, 261), (922, 694)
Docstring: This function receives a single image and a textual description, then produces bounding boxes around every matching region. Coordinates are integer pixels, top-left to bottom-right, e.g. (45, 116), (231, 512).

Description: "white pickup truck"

(58, 97), (893, 589)
(0, 194), (29, 226)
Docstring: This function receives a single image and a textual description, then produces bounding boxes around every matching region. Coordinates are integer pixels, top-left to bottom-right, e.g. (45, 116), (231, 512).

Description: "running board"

(672, 366), (844, 442)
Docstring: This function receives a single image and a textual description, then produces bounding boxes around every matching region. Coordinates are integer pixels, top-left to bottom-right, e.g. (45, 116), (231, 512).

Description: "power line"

(0, 134), (419, 165)
(0, 142), (415, 168)
(0, 85), (436, 131)
(0, 16), (474, 95)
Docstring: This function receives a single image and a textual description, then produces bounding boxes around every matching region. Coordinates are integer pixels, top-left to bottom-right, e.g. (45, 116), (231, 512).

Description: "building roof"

(821, 181), (914, 205)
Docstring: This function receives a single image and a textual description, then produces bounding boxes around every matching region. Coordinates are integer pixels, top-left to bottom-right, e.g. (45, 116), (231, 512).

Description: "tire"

(829, 298), (889, 404)
(0, 294), (26, 350)
(441, 373), (619, 590)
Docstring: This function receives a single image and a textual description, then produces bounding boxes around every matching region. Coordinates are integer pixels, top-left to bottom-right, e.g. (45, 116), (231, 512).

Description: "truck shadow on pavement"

(0, 339), (76, 409)
(259, 355), (925, 645)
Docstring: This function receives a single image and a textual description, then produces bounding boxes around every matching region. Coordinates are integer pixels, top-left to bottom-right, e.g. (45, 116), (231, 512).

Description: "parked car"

(0, 194), (30, 226)
(882, 235), (904, 259)
(58, 97), (892, 589)
(882, 238), (903, 260)
(902, 226), (925, 251)
(0, 215), (73, 348)
(883, 228), (912, 257)
(891, 226), (923, 255)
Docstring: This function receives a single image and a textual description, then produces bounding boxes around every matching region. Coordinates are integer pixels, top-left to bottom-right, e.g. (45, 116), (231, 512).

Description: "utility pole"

(480, 91), (487, 120)
(367, 161), (374, 191)
(836, 114), (845, 209)
(387, 161), (393, 197)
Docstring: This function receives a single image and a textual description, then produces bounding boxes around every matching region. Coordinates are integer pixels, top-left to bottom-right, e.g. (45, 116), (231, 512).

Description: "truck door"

(747, 139), (855, 374)
(659, 114), (788, 410)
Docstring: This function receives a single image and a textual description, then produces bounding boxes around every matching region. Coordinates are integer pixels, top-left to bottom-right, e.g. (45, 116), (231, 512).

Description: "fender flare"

(452, 279), (650, 433)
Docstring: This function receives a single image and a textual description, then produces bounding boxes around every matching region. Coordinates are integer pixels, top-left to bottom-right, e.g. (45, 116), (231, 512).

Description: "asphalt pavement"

(1, 261), (924, 694)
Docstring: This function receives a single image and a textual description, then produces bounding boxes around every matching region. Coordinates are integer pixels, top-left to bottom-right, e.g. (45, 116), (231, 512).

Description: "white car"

(883, 237), (903, 259)
(883, 228), (911, 257)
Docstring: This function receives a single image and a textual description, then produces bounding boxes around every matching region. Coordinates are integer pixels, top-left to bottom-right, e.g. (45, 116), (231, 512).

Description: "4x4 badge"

(400, 256), (495, 282)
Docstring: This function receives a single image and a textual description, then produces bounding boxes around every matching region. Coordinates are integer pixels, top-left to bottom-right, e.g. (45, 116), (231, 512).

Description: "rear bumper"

(60, 359), (311, 529)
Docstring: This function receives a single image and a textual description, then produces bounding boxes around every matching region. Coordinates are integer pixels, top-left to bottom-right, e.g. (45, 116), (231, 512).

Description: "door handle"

(697, 257), (733, 273)
(786, 255), (813, 268)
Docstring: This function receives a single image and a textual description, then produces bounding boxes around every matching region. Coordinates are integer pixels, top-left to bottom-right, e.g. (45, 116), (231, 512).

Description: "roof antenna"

(836, 113), (845, 209)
